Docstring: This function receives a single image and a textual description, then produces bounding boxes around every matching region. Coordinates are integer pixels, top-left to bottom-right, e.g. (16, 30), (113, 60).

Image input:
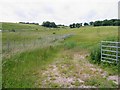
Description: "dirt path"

(35, 51), (118, 88)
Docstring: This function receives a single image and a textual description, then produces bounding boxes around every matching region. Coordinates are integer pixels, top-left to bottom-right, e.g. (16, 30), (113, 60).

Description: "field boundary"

(101, 41), (120, 64)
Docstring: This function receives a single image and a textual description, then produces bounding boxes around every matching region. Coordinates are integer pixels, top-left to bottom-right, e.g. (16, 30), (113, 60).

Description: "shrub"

(90, 44), (101, 63)
(53, 32), (56, 34)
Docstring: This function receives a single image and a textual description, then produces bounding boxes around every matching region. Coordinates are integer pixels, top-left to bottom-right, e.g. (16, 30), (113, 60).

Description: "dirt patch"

(41, 64), (82, 87)
(73, 53), (108, 78)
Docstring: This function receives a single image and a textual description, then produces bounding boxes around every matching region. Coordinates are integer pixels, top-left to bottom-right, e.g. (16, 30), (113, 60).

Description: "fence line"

(2, 34), (74, 58)
(101, 41), (120, 64)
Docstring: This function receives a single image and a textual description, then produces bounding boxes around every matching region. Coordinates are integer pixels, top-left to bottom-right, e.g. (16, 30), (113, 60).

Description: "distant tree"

(19, 22), (25, 24)
(93, 21), (102, 26)
(69, 23), (76, 28)
(76, 23), (81, 28)
(92, 19), (120, 26)
(110, 19), (119, 26)
(69, 23), (82, 28)
(102, 19), (113, 26)
(113, 21), (120, 26)
(42, 21), (57, 28)
(26, 22), (29, 24)
(84, 22), (89, 26)
(72, 23), (76, 28)
(80, 23), (82, 26)
(57, 24), (64, 26)
(42, 21), (50, 27)
(69, 24), (74, 28)
(49, 22), (57, 28)
(113, 21), (118, 26)
(32, 23), (39, 25)
(89, 22), (94, 26)
(57, 24), (65, 28)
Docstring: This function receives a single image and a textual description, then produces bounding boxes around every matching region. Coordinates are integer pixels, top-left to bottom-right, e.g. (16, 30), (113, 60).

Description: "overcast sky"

(0, 0), (119, 25)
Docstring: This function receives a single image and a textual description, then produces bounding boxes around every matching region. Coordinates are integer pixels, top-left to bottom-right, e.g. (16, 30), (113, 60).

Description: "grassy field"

(2, 22), (118, 88)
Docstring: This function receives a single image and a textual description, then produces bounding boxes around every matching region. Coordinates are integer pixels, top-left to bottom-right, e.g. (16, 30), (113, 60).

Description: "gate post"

(101, 41), (102, 62)
(116, 42), (118, 64)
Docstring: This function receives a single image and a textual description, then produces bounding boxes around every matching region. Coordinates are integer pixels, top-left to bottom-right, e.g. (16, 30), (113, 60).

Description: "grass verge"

(2, 46), (61, 88)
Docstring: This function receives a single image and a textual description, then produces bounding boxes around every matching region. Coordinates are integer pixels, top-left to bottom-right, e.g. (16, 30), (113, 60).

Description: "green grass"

(2, 46), (61, 88)
(64, 41), (77, 49)
(2, 22), (42, 31)
(89, 36), (118, 75)
(2, 22), (118, 88)
(99, 62), (118, 75)
(2, 23), (118, 49)
(84, 76), (117, 88)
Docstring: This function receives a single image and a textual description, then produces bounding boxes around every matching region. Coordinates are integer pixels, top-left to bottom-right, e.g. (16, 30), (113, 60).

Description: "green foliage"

(93, 19), (120, 26)
(99, 62), (118, 75)
(69, 19), (120, 27)
(69, 23), (82, 28)
(93, 21), (103, 26)
(89, 22), (94, 26)
(90, 36), (117, 64)
(113, 21), (120, 26)
(76, 23), (82, 28)
(90, 44), (101, 64)
(42, 21), (57, 28)
(84, 22), (89, 26)
(53, 32), (56, 34)
(102, 20), (113, 26)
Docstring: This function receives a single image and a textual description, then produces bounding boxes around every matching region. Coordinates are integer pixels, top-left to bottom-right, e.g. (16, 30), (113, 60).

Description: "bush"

(53, 32), (56, 34)
(90, 44), (101, 63)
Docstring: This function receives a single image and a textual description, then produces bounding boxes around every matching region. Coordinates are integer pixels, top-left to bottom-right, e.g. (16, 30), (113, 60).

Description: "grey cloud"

(0, 0), (119, 25)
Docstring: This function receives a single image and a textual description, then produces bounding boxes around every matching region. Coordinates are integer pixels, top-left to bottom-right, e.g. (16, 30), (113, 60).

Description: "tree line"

(69, 19), (120, 28)
(93, 19), (120, 26)
(41, 21), (68, 28)
(69, 23), (82, 28)
(19, 22), (39, 25)
(19, 19), (120, 28)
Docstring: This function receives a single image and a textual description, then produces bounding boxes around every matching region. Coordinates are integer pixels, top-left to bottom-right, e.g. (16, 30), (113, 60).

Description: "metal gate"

(101, 41), (120, 63)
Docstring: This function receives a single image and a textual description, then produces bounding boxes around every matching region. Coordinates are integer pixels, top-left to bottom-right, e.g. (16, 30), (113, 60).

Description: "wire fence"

(2, 34), (74, 58)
